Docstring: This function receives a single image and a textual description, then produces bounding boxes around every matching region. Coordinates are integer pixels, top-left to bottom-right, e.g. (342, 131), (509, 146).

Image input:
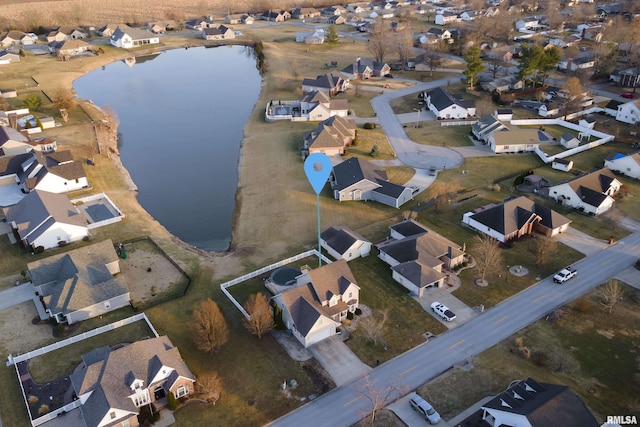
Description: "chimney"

(447, 246), (452, 259)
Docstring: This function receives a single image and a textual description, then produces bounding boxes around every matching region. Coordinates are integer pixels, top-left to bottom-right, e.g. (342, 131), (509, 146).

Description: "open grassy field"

(418, 281), (640, 423)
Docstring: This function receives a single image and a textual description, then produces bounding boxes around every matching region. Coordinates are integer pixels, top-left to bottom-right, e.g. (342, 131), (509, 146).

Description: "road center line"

(449, 339), (464, 349)
(492, 316), (507, 325)
(344, 395), (363, 407)
(400, 365), (417, 377)
(533, 295), (546, 303)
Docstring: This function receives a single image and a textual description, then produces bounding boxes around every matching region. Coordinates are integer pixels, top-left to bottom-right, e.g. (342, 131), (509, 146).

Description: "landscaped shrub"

(38, 404), (50, 415)
(346, 311), (354, 320)
(167, 392), (178, 411)
(354, 308), (362, 316)
(363, 122), (376, 129)
(532, 350), (548, 367)
(137, 404), (160, 425)
(573, 297), (591, 313)
(28, 395), (38, 405)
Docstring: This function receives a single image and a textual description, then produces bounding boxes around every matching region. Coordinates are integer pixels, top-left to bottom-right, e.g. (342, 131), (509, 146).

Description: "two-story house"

(548, 168), (621, 215)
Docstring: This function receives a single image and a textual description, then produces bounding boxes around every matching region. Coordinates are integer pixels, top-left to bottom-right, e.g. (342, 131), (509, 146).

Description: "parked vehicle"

(409, 395), (441, 424)
(553, 267), (577, 284)
(430, 302), (456, 321)
(621, 92), (636, 99)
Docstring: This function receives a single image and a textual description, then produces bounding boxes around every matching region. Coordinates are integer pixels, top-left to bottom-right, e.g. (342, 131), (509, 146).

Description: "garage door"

(307, 326), (334, 346)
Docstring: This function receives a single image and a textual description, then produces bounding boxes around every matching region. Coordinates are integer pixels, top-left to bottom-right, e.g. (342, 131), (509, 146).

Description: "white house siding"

(65, 292), (131, 324)
(433, 104), (471, 120)
(310, 146), (343, 156)
(31, 174), (89, 194)
(548, 182), (614, 215)
(462, 213), (507, 242)
(616, 103), (640, 125)
(372, 188), (413, 208)
(1, 140), (33, 157)
(391, 270), (422, 296)
(483, 409), (529, 427)
(308, 105), (331, 121)
(336, 181), (379, 201)
(322, 243), (344, 261)
(29, 223), (88, 249)
(605, 157), (640, 179)
(378, 251), (400, 267)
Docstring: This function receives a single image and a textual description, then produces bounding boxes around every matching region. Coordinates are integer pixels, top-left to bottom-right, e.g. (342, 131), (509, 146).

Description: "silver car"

(409, 394), (440, 424)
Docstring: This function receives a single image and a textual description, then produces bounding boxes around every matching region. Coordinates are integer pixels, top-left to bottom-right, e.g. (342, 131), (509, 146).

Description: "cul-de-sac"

(0, 1), (639, 426)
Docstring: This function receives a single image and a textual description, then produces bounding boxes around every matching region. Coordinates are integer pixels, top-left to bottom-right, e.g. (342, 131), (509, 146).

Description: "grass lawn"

(405, 122), (475, 148)
(419, 281), (640, 423)
(27, 319), (154, 383)
(350, 128), (396, 160)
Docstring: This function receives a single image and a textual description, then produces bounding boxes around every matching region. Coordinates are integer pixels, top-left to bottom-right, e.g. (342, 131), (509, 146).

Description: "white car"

(553, 267), (577, 284)
(430, 302), (456, 322)
(409, 394), (440, 424)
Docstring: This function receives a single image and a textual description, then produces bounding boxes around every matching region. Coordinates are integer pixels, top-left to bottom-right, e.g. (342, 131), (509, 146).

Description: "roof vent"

(500, 399), (512, 408)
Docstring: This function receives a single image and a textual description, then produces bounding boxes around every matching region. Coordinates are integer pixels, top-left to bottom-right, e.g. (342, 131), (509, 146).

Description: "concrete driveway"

(0, 282), (36, 311)
(387, 393), (450, 427)
(556, 227), (609, 256)
(308, 335), (371, 387)
(415, 287), (478, 329)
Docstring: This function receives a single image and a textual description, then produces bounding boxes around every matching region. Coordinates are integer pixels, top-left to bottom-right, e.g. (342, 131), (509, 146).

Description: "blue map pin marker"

(304, 153), (333, 195)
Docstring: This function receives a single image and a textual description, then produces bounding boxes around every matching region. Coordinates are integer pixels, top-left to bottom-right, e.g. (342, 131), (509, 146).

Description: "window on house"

(133, 392), (149, 407)
(348, 292), (352, 298)
(175, 385), (189, 399)
(122, 420), (130, 427)
(110, 411), (116, 419)
(104, 301), (111, 309)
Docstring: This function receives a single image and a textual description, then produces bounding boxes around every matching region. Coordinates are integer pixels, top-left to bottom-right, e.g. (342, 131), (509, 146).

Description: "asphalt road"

(269, 231), (640, 427)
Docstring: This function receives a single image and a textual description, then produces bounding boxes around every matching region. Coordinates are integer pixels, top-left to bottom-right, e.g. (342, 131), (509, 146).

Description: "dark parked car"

(384, 73), (394, 78)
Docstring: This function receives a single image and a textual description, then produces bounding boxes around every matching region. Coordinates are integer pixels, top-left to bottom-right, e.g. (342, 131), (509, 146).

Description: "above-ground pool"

(270, 267), (301, 287)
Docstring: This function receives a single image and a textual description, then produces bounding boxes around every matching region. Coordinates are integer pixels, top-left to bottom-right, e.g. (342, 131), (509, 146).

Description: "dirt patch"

(119, 239), (188, 304)
(301, 358), (336, 396)
(0, 302), (53, 355)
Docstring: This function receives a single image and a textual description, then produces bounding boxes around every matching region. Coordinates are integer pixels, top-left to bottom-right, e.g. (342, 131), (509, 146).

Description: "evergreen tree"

(326, 25), (340, 46)
(463, 45), (485, 90)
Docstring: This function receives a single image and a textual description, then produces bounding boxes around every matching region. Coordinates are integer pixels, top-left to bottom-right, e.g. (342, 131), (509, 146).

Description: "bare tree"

(196, 372), (223, 405)
(533, 236), (558, 267)
(427, 182), (449, 213)
(193, 298), (229, 354)
(422, 43), (444, 77)
(243, 293), (274, 339)
(395, 27), (414, 65)
(560, 76), (585, 118)
(358, 308), (388, 345)
(472, 234), (503, 283)
(367, 19), (391, 62)
(52, 86), (77, 111)
(358, 376), (407, 426)
(600, 280), (622, 314)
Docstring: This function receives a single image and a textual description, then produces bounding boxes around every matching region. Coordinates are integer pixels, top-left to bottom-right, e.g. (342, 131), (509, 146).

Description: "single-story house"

(495, 108), (513, 121)
(292, 7), (322, 19)
(185, 19), (210, 30)
(426, 27), (452, 41)
(552, 157), (573, 171)
(202, 25), (235, 40)
(28, 239), (130, 324)
(610, 67), (640, 88)
(459, 9), (485, 21)
(487, 129), (553, 154)
(97, 23), (124, 37)
(0, 49), (20, 64)
(146, 20), (176, 33)
(480, 75), (523, 93)
(110, 25), (160, 49)
(341, 58), (390, 80)
(481, 378), (598, 427)
(331, 157), (414, 208)
(378, 219), (464, 296)
(4, 189), (88, 250)
(296, 28), (325, 44)
(423, 87), (476, 120)
(301, 72), (349, 95)
(266, 91), (349, 122)
(272, 260), (360, 347)
(548, 168), (621, 215)
(328, 15), (346, 25)
(515, 16), (542, 31)
(471, 114), (509, 142)
(20, 150), (89, 193)
(0, 126), (33, 157)
(560, 132), (579, 148)
(302, 115), (355, 156)
(48, 39), (91, 57)
(604, 99), (622, 117)
(435, 11), (459, 25)
(321, 226), (372, 261)
(224, 14), (254, 25)
(261, 10), (291, 22)
(462, 196), (571, 242)
(604, 152), (640, 179)
(70, 336), (195, 427)
(616, 99), (640, 125)
(558, 56), (594, 72)
(578, 117), (595, 129)
(0, 30), (34, 47)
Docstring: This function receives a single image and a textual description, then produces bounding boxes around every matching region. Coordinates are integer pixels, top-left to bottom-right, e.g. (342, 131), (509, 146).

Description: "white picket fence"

(220, 250), (331, 319)
(440, 120), (476, 127)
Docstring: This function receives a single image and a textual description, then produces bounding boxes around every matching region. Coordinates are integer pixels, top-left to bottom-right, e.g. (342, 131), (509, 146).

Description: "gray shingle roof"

(390, 219), (429, 238)
(321, 226), (369, 256)
(23, 150), (87, 190)
(0, 126), (29, 146)
(111, 25), (155, 42)
(302, 72), (345, 90)
(332, 157), (386, 191)
(426, 87), (475, 112)
(391, 261), (446, 288)
(27, 239), (129, 316)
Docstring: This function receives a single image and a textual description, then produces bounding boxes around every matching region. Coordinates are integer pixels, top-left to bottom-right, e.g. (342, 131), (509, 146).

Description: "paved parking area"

(415, 287), (478, 329)
(308, 335), (371, 387)
(388, 393), (453, 427)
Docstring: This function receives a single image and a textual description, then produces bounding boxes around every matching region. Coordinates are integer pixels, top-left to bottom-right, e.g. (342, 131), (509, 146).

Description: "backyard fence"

(440, 120), (477, 127)
(220, 249), (331, 319)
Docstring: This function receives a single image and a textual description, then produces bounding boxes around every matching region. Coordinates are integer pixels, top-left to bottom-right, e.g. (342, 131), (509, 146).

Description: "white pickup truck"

(553, 267), (577, 284)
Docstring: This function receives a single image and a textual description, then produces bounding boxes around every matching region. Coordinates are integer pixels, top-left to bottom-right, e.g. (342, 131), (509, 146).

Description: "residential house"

(97, 23), (124, 37)
(110, 25), (160, 48)
(272, 259), (360, 347)
(558, 56), (594, 72)
(560, 132), (579, 148)
(515, 16), (542, 31)
(321, 226), (372, 261)
(224, 14), (254, 25)
(146, 20), (176, 33)
(20, 150), (89, 193)
(488, 129), (553, 154)
(495, 108), (513, 121)
(481, 378), (598, 427)
(0, 126), (32, 157)
(296, 28), (325, 44)
(434, 11), (459, 25)
(480, 75), (522, 93)
(322, 6), (348, 16)
(185, 19), (210, 30)
(426, 27), (452, 42)
(0, 31), (34, 47)
(341, 58), (390, 79)
(302, 115), (356, 156)
(293, 7), (322, 19)
(331, 157), (414, 208)
(616, 99), (640, 125)
(261, 10), (291, 22)
(423, 87), (476, 120)
(347, 3), (370, 13)
(459, 9), (485, 21)
(48, 39), (91, 58)
(378, 219), (465, 297)
(328, 15), (347, 25)
(70, 336), (195, 427)
(610, 67), (640, 87)
(28, 239), (129, 324)
(0, 49), (20, 64)
(604, 99), (622, 117)
(417, 33), (440, 45)
(4, 189), (88, 250)
(462, 196), (571, 242)
(578, 117), (595, 129)
(604, 152), (640, 179)
(548, 168), (621, 215)
(547, 35), (580, 48)
(552, 157), (573, 171)
(265, 90), (349, 122)
(46, 26), (88, 42)
(471, 114), (509, 142)
(202, 25), (235, 40)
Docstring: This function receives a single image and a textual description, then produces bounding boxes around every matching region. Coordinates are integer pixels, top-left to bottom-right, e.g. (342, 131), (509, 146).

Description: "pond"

(74, 45), (261, 251)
